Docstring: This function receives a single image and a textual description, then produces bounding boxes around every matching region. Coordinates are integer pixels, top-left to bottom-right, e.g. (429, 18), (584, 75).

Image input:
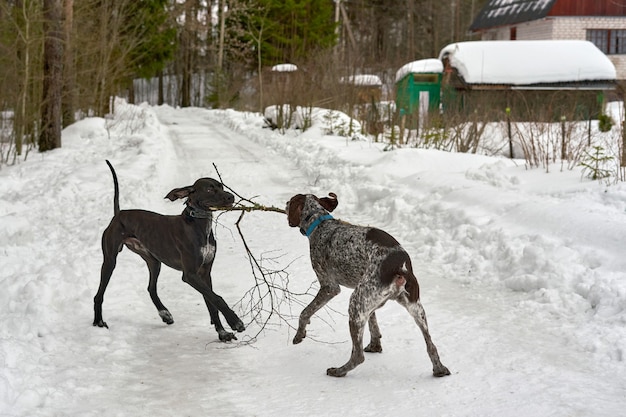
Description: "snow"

(1, 98), (626, 416)
(439, 40), (617, 85)
(271, 63), (298, 72)
(395, 59), (444, 83)
(340, 74), (383, 86)
(264, 105), (363, 134)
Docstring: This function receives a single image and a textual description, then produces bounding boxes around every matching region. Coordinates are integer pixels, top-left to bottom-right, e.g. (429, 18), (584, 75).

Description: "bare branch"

(210, 164), (344, 346)
(209, 164), (309, 345)
(212, 162), (286, 214)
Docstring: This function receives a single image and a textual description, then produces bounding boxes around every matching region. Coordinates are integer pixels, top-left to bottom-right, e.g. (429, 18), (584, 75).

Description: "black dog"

(93, 160), (245, 341)
(287, 192), (450, 377)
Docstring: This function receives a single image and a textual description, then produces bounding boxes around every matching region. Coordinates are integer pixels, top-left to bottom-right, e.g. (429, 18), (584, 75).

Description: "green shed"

(395, 59), (443, 120)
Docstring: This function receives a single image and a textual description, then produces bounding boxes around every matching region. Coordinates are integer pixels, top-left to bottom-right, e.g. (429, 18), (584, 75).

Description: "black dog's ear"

(318, 192), (338, 212)
(165, 185), (194, 201)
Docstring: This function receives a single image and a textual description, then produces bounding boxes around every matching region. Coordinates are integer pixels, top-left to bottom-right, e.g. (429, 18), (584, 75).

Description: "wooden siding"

(548, 0), (626, 16)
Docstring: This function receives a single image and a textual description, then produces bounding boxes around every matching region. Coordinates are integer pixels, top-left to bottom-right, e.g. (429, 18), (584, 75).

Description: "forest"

(0, 0), (489, 162)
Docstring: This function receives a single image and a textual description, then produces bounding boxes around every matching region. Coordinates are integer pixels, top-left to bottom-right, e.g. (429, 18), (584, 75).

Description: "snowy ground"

(1, 100), (625, 416)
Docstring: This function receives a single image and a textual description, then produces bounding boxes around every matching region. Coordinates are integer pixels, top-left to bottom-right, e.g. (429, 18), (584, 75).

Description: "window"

(610, 30), (626, 54)
(413, 74), (439, 83)
(587, 29), (626, 54)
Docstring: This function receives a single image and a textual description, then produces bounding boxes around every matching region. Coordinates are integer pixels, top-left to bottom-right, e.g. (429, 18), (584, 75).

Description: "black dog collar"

(184, 206), (213, 219)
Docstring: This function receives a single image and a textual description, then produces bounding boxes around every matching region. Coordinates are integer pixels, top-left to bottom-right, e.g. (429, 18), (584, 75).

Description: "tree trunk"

(180, 0), (193, 107)
(128, 79), (135, 104)
(39, 0), (64, 152)
(158, 70), (164, 106)
(62, 0), (74, 128)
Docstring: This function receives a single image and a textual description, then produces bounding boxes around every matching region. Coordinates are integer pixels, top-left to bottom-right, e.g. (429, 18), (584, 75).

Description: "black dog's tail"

(105, 160), (120, 215)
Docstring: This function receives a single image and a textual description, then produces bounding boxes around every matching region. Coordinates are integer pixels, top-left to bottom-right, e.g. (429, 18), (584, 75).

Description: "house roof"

(470, 0), (557, 32)
(438, 40), (616, 86)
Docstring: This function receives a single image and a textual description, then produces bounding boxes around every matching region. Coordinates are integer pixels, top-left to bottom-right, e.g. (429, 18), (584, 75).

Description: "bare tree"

(61, 0), (74, 127)
(39, 0), (64, 151)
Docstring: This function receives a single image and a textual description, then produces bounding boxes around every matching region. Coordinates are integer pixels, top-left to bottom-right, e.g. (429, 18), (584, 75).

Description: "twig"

(210, 164), (344, 346)
(211, 203), (286, 214)
(210, 164), (316, 345)
(212, 162), (285, 214)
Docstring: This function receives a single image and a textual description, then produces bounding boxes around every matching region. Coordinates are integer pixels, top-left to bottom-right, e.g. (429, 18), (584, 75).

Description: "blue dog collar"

(304, 214), (334, 237)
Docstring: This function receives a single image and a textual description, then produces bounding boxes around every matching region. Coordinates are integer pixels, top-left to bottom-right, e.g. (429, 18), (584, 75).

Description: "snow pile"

(339, 74), (383, 86)
(264, 104), (362, 135)
(271, 63), (298, 72)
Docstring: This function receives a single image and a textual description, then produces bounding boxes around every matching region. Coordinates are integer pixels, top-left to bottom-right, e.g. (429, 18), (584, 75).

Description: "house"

(469, 0), (626, 80)
(438, 40), (616, 121)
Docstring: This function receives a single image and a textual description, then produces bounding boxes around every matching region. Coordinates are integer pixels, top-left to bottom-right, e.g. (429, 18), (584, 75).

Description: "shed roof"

(395, 59), (443, 83)
(469, 0), (556, 32)
(438, 40), (616, 86)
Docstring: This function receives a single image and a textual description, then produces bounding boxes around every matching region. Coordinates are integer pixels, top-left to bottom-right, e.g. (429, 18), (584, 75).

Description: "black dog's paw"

(229, 320), (245, 333)
(159, 310), (174, 325)
(93, 320), (109, 329)
(218, 330), (238, 342)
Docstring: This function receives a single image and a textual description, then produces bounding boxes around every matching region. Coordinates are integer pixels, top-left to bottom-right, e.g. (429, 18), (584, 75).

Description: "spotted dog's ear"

(165, 185), (194, 201)
(287, 194), (306, 227)
(318, 192), (338, 212)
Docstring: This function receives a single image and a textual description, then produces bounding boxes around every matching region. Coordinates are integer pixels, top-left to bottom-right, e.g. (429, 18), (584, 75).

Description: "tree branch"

(210, 164), (342, 346)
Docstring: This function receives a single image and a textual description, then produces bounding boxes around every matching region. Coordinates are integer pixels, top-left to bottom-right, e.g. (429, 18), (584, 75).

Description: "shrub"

(598, 113), (614, 133)
(579, 145), (612, 180)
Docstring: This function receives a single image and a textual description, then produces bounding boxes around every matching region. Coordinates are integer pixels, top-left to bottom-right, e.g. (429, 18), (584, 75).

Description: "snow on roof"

(271, 63), (298, 72)
(395, 59), (443, 83)
(340, 74), (383, 86)
(438, 40), (616, 85)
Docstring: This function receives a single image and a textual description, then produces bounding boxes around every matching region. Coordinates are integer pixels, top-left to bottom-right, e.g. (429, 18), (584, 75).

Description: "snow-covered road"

(1, 101), (625, 416)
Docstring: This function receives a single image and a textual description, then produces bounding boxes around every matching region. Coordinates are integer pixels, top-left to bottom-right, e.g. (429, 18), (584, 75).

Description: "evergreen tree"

(257, 0), (337, 65)
(125, 0), (176, 80)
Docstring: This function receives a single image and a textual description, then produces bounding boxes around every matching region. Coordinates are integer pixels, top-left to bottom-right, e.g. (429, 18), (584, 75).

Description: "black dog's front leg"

(182, 272), (245, 341)
(203, 295), (240, 342)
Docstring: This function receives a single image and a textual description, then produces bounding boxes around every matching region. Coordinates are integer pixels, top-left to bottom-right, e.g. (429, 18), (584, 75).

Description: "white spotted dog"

(286, 192), (450, 378)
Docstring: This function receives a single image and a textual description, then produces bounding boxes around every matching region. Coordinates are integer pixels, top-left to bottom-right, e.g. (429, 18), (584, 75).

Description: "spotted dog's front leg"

(293, 284), (340, 344)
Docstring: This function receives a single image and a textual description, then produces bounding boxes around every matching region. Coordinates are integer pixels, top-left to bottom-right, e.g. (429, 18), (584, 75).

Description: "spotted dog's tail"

(381, 251), (420, 302)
